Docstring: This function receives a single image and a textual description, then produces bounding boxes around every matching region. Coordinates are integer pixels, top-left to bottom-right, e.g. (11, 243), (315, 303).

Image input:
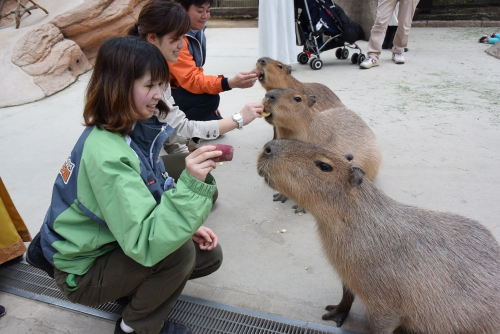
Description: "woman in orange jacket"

(169, 0), (258, 121)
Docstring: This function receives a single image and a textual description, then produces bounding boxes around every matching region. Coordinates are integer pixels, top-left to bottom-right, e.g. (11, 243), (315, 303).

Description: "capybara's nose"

(263, 141), (277, 156)
(258, 58), (267, 66)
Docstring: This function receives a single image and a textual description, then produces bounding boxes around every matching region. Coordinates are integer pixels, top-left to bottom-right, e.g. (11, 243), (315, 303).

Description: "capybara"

(257, 139), (500, 334)
(255, 57), (345, 111)
(263, 88), (382, 181)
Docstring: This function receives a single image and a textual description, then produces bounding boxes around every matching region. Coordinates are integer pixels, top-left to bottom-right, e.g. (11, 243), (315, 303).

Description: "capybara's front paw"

(322, 305), (349, 327)
(273, 193), (288, 203)
(292, 205), (306, 214)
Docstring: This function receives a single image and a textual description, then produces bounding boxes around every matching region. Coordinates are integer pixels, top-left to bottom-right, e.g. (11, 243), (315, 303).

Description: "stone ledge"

(413, 20), (500, 27)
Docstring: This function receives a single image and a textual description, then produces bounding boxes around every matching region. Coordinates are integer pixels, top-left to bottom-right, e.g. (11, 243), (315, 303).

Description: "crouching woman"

(35, 36), (223, 334)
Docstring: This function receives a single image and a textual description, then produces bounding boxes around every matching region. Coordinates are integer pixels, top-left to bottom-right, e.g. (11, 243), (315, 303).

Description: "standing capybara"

(255, 57), (345, 111)
(263, 88), (382, 181)
(257, 139), (500, 334)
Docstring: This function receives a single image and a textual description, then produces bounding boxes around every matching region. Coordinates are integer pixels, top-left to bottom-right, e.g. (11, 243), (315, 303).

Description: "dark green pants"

(54, 241), (222, 334)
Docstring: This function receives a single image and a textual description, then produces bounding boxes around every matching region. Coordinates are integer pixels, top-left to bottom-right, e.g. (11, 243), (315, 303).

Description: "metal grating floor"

(0, 260), (356, 334)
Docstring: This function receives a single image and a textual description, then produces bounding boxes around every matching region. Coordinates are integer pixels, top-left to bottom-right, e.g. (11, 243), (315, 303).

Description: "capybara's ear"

(343, 153), (354, 161)
(348, 166), (365, 188)
(286, 65), (292, 74)
(307, 95), (317, 107)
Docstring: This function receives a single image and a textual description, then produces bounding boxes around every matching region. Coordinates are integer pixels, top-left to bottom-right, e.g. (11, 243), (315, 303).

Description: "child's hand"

(185, 145), (222, 181)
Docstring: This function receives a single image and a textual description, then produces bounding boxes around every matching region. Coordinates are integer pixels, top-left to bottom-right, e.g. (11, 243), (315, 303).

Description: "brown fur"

(263, 88), (382, 180)
(257, 139), (500, 334)
(255, 57), (345, 111)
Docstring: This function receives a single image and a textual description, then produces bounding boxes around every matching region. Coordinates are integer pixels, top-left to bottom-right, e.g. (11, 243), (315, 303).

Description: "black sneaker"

(479, 35), (488, 43)
(0, 305), (5, 317)
(26, 232), (55, 278)
(114, 318), (136, 334)
(160, 320), (192, 334)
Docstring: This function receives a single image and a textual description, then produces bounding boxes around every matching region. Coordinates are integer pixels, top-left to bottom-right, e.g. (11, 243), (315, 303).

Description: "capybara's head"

(255, 57), (293, 91)
(262, 88), (316, 127)
(257, 139), (365, 212)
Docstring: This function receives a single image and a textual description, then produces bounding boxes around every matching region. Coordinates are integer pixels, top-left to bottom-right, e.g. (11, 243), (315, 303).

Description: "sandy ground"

(1, 26), (500, 334)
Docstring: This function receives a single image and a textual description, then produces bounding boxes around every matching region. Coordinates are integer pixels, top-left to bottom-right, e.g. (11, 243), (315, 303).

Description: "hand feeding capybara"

(263, 88), (382, 181)
(257, 139), (500, 334)
(255, 57), (345, 111)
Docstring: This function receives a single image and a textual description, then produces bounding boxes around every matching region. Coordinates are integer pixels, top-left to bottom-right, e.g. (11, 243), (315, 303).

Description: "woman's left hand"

(192, 226), (218, 250)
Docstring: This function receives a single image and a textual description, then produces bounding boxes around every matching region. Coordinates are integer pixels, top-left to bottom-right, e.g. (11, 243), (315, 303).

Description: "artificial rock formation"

(12, 23), (91, 96)
(9, 0), (146, 100)
(51, 0), (147, 63)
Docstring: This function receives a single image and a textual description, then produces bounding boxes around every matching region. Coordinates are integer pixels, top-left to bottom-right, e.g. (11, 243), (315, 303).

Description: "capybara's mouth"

(258, 71), (265, 82)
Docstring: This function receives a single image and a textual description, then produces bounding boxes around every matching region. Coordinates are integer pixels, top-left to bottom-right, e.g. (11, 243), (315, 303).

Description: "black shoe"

(114, 318), (136, 334)
(404, 47), (409, 52)
(0, 305), (5, 317)
(26, 232), (55, 278)
(160, 320), (192, 334)
(479, 35), (488, 43)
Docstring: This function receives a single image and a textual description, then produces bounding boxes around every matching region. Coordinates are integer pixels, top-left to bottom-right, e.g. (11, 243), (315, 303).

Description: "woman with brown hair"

(29, 36), (222, 334)
(129, 0), (263, 159)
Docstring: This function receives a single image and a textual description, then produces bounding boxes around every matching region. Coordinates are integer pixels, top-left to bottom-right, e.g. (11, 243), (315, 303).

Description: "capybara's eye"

(315, 160), (333, 172)
(293, 96), (302, 102)
(277, 64), (283, 69)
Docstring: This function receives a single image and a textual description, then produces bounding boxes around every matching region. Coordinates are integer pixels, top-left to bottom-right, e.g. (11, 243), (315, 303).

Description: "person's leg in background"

(392, 0), (419, 57)
(171, 87), (222, 121)
(366, 0), (399, 62)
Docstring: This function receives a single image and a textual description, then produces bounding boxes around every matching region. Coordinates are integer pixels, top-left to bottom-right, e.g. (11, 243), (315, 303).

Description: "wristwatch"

(232, 112), (244, 130)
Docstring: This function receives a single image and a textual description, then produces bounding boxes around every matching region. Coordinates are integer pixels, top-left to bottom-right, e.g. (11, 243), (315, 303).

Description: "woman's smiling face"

(133, 72), (165, 118)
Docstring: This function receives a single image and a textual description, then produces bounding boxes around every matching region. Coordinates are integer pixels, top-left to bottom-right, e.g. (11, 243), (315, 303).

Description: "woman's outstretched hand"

(240, 102), (264, 125)
(185, 145), (222, 181)
(228, 72), (258, 89)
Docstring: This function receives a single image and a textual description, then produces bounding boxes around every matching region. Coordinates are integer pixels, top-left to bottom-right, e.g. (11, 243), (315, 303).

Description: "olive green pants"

(54, 241), (223, 334)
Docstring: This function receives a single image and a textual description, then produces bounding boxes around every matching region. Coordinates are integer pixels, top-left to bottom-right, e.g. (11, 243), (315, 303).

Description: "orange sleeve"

(168, 37), (224, 95)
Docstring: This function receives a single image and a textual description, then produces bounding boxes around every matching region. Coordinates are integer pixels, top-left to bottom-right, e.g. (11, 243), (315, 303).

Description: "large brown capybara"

(255, 57), (345, 111)
(263, 88), (382, 181)
(257, 139), (500, 334)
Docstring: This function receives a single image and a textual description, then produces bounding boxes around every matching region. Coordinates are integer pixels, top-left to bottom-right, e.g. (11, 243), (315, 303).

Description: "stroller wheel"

(335, 48), (342, 59)
(351, 53), (359, 65)
(297, 52), (309, 65)
(357, 53), (366, 65)
(341, 48), (349, 59)
(310, 58), (323, 70)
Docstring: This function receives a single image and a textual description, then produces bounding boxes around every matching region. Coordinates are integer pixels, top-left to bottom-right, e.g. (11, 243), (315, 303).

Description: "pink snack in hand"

(251, 68), (260, 77)
(210, 144), (234, 162)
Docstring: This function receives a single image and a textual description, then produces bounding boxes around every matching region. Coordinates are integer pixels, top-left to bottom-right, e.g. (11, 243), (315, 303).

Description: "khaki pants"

(55, 240), (222, 334)
(367, 0), (420, 60)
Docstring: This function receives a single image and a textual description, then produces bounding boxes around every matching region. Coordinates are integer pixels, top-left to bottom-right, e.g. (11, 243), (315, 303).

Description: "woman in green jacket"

(30, 36), (223, 334)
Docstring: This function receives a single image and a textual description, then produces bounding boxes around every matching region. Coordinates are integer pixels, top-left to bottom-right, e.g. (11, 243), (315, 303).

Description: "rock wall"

(334, 0), (378, 40)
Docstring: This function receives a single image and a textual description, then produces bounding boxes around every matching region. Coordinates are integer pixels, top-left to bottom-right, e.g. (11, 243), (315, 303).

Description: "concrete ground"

(1, 26), (500, 334)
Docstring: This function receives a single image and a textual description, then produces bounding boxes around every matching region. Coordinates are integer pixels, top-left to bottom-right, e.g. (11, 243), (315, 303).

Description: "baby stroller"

(294, 0), (366, 70)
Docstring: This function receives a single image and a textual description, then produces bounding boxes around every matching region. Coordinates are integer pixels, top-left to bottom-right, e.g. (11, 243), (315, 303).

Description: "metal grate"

(0, 261), (355, 334)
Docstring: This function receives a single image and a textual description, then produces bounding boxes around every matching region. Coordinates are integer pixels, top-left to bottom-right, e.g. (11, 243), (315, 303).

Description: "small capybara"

(255, 57), (345, 111)
(263, 88), (382, 181)
(257, 139), (500, 334)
